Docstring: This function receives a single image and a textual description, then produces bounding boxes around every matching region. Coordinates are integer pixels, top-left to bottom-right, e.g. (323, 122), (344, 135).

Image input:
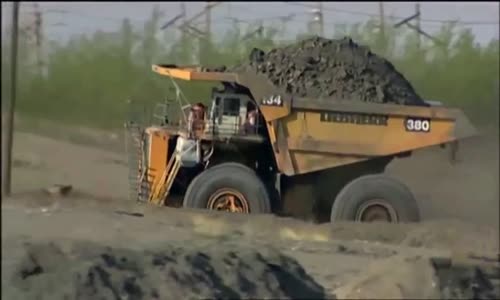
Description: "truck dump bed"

(152, 64), (477, 176)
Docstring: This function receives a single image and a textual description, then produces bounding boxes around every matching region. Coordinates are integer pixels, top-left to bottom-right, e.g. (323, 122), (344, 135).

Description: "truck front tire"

(183, 163), (271, 214)
(330, 174), (420, 223)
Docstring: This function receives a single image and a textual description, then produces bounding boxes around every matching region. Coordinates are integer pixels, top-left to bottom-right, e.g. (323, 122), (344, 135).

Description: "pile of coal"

(232, 36), (427, 106)
(7, 240), (329, 300)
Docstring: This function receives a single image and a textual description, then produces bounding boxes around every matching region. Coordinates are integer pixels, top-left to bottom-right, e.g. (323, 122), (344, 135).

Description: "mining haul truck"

(125, 64), (477, 223)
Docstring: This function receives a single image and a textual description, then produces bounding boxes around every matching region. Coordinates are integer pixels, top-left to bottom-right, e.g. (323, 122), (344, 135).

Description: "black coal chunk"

(230, 36), (428, 106)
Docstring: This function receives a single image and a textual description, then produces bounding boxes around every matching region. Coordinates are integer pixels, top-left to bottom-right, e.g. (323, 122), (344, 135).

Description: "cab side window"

(223, 98), (240, 117)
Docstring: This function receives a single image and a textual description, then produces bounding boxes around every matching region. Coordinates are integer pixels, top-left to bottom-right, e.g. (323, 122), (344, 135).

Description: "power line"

(21, 4), (500, 27)
(283, 2), (500, 25)
(21, 9), (148, 24)
(394, 4), (445, 47)
(180, 2), (222, 28)
(202, 14), (300, 26)
(19, 4), (500, 43)
(19, 11), (469, 38)
(203, 15), (408, 29)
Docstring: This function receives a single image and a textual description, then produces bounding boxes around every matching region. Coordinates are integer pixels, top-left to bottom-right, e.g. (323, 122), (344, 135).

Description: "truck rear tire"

(330, 174), (420, 223)
(183, 163), (271, 214)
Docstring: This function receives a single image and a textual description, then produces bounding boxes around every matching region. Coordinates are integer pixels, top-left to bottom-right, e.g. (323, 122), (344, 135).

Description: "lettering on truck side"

(320, 112), (389, 126)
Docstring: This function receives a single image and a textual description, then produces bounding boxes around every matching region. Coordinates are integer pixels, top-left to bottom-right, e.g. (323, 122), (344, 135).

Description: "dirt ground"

(8, 119), (499, 227)
(2, 123), (499, 299)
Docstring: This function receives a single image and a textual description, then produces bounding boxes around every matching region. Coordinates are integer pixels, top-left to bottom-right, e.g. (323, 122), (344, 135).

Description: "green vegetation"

(2, 8), (498, 129)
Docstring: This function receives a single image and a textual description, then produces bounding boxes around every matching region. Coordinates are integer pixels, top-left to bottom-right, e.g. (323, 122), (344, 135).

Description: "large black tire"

(183, 163), (271, 213)
(330, 174), (420, 223)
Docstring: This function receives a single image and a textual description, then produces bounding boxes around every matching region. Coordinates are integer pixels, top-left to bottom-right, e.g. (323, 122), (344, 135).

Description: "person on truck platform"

(243, 102), (258, 134)
(188, 102), (206, 138)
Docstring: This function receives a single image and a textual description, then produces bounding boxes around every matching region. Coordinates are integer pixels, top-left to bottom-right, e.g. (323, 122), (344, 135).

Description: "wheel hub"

(355, 199), (398, 223)
(207, 189), (250, 213)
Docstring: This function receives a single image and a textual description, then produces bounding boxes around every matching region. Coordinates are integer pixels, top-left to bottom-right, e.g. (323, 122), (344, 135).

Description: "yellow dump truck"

(125, 64), (477, 223)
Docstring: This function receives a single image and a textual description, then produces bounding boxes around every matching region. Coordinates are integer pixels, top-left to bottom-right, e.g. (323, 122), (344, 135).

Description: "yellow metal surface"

(144, 127), (169, 203)
(151, 64), (238, 82)
(272, 106), (476, 176)
(159, 156), (181, 206)
(259, 103), (291, 122)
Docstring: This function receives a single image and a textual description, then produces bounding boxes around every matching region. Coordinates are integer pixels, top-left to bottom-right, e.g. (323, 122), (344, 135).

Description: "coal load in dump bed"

(232, 36), (427, 106)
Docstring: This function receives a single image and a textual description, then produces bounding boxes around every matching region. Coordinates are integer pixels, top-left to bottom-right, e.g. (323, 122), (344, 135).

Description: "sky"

(1, 1), (499, 45)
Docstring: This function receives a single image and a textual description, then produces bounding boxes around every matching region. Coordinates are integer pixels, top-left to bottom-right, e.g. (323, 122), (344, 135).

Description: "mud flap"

(448, 141), (460, 164)
(275, 173), (282, 198)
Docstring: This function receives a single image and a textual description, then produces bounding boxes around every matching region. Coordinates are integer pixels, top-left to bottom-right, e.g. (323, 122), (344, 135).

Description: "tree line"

(2, 7), (498, 129)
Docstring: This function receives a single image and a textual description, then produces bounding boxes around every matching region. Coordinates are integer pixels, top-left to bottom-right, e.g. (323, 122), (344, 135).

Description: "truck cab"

(206, 90), (260, 138)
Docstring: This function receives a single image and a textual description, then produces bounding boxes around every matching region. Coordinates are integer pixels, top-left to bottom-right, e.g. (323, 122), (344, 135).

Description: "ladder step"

(159, 157), (181, 206)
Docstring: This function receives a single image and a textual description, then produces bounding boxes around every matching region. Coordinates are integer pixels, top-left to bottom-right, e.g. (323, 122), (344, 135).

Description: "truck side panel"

(235, 73), (476, 177)
(284, 108), (475, 175)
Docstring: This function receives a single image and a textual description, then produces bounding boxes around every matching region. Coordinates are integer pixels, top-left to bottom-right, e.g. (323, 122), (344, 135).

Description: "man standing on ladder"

(188, 102), (206, 138)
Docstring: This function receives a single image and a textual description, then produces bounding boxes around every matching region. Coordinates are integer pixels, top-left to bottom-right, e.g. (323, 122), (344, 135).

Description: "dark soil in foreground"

(6, 240), (329, 300)
(231, 36), (427, 106)
(5, 236), (499, 300)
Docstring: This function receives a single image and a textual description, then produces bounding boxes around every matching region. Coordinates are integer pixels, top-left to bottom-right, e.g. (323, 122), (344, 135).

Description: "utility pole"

(174, 2), (220, 64)
(180, 2), (187, 22)
(394, 4), (442, 47)
(179, 2), (191, 63)
(378, 1), (386, 53)
(2, 1), (20, 197)
(379, 2), (385, 42)
(205, 1), (212, 39)
(415, 2), (421, 50)
(226, 2), (231, 18)
(33, 2), (43, 76)
(180, 2), (186, 41)
(317, 2), (324, 37)
(203, 2), (212, 64)
(309, 5), (322, 37)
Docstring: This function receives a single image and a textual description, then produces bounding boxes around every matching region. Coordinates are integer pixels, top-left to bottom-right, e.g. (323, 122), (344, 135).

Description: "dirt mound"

(232, 36), (426, 106)
(401, 220), (499, 254)
(431, 256), (500, 300)
(334, 255), (440, 299)
(6, 240), (330, 300)
(334, 255), (500, 300)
